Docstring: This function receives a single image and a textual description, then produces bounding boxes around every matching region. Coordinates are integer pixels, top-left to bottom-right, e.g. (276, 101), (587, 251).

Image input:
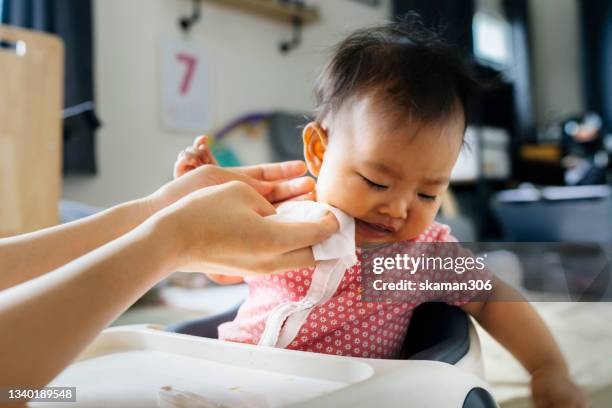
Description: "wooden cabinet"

(0, 26), (64, 237)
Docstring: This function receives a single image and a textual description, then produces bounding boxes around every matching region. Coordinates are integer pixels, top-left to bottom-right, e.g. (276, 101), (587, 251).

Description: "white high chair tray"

(39, 325), (492, 408)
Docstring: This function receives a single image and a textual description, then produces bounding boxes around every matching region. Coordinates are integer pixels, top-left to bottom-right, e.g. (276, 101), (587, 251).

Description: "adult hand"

(156, 180), (337, 276)
(0, 164), (325, 390)
(146, 161), (316, 216)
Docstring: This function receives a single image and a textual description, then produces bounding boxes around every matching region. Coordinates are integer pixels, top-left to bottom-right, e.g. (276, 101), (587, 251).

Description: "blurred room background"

(2, 0), (611, 244)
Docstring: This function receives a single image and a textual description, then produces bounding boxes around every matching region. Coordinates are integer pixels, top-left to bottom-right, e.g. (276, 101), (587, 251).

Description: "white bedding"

(478, 300), (612, 407)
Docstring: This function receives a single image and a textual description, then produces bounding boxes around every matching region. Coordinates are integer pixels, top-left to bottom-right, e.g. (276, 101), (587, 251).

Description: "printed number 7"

(176, 53), (197, 95)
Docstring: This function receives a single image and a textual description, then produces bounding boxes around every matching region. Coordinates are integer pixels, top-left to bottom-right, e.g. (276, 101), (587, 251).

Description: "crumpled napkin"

(267, 200), (356, 265)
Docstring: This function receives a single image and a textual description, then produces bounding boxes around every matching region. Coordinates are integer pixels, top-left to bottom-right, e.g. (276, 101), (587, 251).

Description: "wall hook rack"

(179, 0), (202, 34)
(279, 15), (302, 53)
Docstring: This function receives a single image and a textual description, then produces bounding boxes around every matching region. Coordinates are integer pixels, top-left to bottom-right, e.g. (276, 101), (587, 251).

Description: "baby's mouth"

(355, 218), (395, 239)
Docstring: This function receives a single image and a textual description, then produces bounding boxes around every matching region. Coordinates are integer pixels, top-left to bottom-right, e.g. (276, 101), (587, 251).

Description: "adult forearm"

(0, 219), (175, 388)
(0, 199), (151, 291)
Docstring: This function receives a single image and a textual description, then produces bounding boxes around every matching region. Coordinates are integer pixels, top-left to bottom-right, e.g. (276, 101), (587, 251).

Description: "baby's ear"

(302, 122), (328, 177)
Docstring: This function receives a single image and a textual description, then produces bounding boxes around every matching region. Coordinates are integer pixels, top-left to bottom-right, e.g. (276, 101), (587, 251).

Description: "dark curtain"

(502, 0), (536, 143)
(392, 0), (475, 54)
(580, 0), (612, 127)
(1, 0), (100, 174)
(392, 0), (536, 142)
(391, 0), (480, 128)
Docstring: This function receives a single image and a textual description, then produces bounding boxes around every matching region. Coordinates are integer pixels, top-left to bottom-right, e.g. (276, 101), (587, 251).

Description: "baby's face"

(304, 97), (464, 246)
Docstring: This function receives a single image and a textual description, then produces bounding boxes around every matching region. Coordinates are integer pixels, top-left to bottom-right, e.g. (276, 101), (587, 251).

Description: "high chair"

(168, 301), (498, 407)
(43, 302), (497, 407)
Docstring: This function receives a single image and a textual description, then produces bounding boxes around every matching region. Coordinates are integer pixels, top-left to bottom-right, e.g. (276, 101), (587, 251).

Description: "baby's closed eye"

(359, 174), (388, 190)
(417, 193), (437, 202)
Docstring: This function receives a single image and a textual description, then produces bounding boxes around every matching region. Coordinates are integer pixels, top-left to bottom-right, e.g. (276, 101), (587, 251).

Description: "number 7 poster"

(161, 40), (211, 131)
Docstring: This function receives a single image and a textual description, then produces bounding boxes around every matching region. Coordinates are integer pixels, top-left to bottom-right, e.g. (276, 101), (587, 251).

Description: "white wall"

(529, 0), (584, 126)
(62, 0), (390, 207)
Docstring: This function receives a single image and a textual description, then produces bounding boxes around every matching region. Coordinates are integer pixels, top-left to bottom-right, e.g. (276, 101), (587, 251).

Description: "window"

(473, 11), (513, 67)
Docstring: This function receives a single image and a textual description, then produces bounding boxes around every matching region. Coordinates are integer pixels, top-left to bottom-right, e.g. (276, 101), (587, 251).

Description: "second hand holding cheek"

(263, 176), (316, 205)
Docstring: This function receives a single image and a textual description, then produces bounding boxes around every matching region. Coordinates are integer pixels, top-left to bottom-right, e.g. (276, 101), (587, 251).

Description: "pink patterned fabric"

(218, 222), (491, 359)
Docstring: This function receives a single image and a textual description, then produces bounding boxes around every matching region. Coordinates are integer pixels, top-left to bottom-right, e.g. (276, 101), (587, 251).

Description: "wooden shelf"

(205, 0), (319, 24)
(520, 144), (561, 163)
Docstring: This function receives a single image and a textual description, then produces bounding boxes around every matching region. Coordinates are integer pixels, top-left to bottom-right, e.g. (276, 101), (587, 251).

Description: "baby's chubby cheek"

(313, 164), (364, 217)
(395, 212), (437, 241)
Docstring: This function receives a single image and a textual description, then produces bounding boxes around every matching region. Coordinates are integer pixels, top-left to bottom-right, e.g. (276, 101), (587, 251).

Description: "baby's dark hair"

(314, 16), (479, 129)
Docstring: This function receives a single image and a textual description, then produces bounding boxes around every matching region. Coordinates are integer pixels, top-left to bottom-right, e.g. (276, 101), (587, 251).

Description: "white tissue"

(267, 201), (356, 265)
(259, 201), (357, 348)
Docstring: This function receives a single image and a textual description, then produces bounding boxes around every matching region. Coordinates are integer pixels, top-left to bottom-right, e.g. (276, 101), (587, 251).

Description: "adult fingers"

(264, 177), (315, 204)
(273, 192), (316, 208)
(235, 161), (307, 181)
(223, 181), (277, 217)
(265, 213), (339, 253)
(209, 167), (275, 197)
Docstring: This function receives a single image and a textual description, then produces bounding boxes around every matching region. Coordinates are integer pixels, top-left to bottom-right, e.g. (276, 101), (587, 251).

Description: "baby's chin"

(355, 233), (403, 247)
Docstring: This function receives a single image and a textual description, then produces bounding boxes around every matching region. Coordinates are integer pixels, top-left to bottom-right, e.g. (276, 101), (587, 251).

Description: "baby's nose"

(379, 197), (410, 220)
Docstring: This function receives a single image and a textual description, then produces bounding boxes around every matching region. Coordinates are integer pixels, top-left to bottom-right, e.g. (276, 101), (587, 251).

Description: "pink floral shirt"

(218, 222), (491, 359)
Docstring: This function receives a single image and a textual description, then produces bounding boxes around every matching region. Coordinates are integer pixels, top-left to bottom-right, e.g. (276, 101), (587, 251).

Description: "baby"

(175, 20), (585, 408)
